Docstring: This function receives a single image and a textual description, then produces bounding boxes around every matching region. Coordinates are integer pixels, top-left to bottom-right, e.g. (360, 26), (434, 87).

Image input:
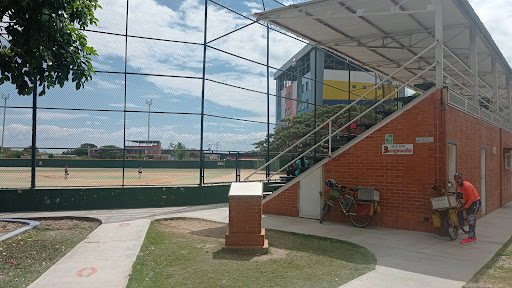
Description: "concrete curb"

(0, 218), (40, 242)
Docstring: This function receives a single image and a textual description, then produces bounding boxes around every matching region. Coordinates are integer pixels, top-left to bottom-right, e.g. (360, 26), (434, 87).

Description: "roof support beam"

(492, 56), (498, 110)
(257, 8), (434, 21)
(507, 73), (511, 120)
(336, 1), (427, 80)
(470, 27), (479, 103)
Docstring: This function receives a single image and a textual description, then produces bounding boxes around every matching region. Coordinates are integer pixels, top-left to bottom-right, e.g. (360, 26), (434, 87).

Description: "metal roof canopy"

(255, 0), (512, 118)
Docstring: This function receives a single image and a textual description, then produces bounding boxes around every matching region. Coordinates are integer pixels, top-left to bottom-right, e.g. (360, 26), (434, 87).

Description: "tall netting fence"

(0, 0), (405, 189)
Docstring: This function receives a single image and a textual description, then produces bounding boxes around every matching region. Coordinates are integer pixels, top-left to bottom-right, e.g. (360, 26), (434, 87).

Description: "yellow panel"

(323, 80), (399, 101)
(323, 80), (348, 100)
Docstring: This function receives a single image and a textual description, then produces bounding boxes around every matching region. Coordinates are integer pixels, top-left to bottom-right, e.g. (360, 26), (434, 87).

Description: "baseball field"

(0, 167), (282, 189)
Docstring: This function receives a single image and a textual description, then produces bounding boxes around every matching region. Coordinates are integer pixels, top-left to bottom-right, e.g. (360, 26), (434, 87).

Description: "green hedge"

(0, 185), (230, 212)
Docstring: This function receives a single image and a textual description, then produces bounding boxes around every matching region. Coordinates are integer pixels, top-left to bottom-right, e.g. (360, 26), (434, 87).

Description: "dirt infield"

(0, 167), (284, 189)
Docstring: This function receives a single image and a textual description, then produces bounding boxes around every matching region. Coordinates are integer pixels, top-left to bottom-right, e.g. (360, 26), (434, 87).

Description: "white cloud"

(2, 122), (263, 151)
(108, 103), (144, 108)
(93, 78), (124, 89)
(139, 94), (161, 99)
(89, 0), (302, 117)
(468, 0), (512, 64)
(9, 112), (90, 120)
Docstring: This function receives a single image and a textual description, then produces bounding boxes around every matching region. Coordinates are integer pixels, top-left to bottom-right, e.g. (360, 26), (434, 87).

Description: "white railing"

(244, 42), (438, 181)
(448, 89), (511, 130)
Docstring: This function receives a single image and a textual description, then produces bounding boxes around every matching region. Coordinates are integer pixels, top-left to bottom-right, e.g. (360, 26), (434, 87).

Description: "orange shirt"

(459, 181), (480, 209)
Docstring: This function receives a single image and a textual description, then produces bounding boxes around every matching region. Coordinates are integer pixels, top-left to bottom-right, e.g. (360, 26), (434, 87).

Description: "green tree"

(98, 145), (123, 159)
(168, 142), (189, 160)
(63, 143), (97, 156)
(2, 148), (23, 158)
(0, 0), (101, 96)
(22, 146), (39, 154)
(253, 104), (382, 152)
(48, 153), (54, 158)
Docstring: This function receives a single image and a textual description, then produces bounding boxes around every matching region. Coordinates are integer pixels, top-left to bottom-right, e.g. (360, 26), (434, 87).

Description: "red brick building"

(263, 88), (512, 233)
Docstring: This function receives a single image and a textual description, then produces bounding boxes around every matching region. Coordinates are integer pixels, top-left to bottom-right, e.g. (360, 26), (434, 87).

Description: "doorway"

(480, 148), (487, 214)
(299, 167), (322, 219)
(447, 143), (457, 190)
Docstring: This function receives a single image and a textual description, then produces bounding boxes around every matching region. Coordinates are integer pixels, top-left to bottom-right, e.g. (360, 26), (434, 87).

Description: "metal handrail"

(443, 59), (474, 86)
(259, 62), (437, 181)
(443, 45), (474, 76)
(254, 64), (436, 182)
(444, 73), (474, 96)
(243, 41), (437, 181)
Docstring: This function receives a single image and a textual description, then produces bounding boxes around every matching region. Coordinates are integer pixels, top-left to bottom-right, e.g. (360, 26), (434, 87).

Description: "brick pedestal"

(224, 182), (268, 252)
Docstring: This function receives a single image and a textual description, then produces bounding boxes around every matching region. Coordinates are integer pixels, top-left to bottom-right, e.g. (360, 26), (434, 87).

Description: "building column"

(492, 55), (498, 111)
(434, 0), (444, 89)
(507, 73), (511, 123)
(470, 27), (479, 104)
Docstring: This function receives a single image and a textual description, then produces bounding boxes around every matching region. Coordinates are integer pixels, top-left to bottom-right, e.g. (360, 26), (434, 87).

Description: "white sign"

(416, 137), (434, 143)
(382, 144), (413, 155)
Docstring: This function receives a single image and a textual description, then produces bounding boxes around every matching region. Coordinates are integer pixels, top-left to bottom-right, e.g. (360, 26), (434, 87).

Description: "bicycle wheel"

(446, 212), (459, 240)
(447, 226), (459, 240)
(349, 204), (372, 228)
(319, 203), (331, 224)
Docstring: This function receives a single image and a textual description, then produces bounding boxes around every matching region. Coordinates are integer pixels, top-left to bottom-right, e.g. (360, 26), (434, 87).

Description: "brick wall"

(264, 89), (446, 232)
(262, 182), (299, 216)
(502, 132), (512, 205)
(446, 105), (512, 213)
(225, 195), (267, 248)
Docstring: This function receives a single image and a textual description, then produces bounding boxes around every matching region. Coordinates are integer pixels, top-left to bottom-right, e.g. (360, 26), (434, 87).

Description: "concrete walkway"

(1, 202), (511, 288)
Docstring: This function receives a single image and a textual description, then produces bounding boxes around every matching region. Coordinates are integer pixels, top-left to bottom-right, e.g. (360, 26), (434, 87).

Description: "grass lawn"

(465, 236), (512, 288)
(127, 218), (376, 288)
(0, 219), (99, 288)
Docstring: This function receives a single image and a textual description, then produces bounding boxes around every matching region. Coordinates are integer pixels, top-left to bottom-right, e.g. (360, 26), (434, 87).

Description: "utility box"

(431, 195), (457, 210)
(358, 187), (380, 201)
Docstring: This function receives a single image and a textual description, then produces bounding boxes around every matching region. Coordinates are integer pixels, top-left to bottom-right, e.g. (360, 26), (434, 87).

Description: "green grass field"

(0, 167), (281, 188)
(127, 219), (376, 288)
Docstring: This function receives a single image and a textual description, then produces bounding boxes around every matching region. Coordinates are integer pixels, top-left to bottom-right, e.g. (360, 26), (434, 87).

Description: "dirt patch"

(156, 219), (226, 236)
(155, 219), (289, 262)
(0, 222), (26, 237)
(36, 219), (98, 230)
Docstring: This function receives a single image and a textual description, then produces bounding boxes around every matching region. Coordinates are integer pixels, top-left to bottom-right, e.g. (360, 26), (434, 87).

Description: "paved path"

(1, 202), (511, 288)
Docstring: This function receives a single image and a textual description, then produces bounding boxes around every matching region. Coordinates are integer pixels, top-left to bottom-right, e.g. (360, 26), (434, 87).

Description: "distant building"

(125, 140), (163, 159)
(274, 45), (405, 125)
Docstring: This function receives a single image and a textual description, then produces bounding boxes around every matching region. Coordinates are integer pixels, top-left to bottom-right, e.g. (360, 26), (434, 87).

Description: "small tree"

(63, 143), (97, 156)
(168, 142), (189, 160)
(98, 145), (123, 159)
(0, 0), (101, 96)
(253, 104), (382, 152)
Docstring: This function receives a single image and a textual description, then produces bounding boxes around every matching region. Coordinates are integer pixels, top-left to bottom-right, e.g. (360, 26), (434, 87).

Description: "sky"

(0, 0), (511, 152)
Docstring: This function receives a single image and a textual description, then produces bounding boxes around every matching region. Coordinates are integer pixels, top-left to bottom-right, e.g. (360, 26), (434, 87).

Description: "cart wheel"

(349, 204), (372, 228)
(447, 226), (459, 240)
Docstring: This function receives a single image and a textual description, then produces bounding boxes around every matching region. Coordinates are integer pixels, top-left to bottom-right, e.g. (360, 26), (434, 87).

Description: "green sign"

(385, 134), (393, 144)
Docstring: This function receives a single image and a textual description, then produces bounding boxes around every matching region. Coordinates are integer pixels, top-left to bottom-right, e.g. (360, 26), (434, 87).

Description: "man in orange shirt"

(454, 173), (481, 244)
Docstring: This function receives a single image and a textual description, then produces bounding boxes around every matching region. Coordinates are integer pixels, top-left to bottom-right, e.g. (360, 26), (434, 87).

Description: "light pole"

(145, 99), (152, 143)
(1, 93), (9, 154)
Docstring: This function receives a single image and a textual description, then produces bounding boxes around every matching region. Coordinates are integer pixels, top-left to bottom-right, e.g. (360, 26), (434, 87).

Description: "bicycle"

(319, 179), (375, 228)
(431, 185), (468, 240)
(447, 185), (469, 235)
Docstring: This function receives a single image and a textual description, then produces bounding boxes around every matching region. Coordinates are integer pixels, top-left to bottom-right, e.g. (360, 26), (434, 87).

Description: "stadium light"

(1, 93), (9, 154)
